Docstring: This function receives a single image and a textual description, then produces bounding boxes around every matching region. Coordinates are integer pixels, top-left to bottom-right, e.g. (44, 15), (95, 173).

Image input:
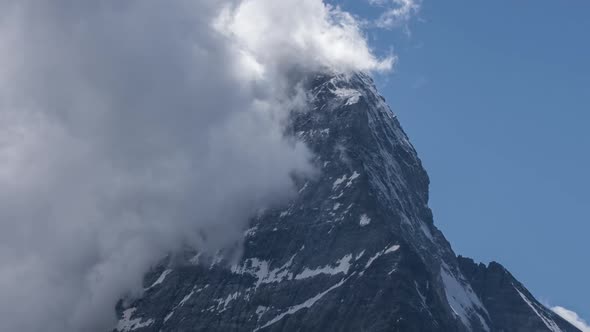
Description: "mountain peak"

(113, 73), (581, 332)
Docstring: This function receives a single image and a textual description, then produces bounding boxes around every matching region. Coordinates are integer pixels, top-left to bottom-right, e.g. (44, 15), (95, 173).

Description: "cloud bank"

(0, 0), (392, 331)
(552, 306), (590, 332)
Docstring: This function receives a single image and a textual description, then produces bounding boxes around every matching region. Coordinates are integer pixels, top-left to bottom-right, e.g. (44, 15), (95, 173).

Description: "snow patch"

(256, 306), (270, 321)
(254, 278), (347, 331)
(364, 252), (381, 270)
(209, 252), (224, 269)
(116, 308), (155, 332)
(346, 171), (360, 187)
(415, 281), (427, 305)
(384, 244), (400, 254)
(232, 255), (296, 287)
(147, 269), (172, 289)
(331, 191), (344, 200)
(359, 214), (371, 226)
(331, 87), (362, 106)
(363, 244), (400, 271)
(214, 291), (241, 312)
(356, 250), (365, 260)
(440, 265), (490, 332)
(332, 175), (348, 189)
(244, 226), (258, 237)
(400, 213), (433, 241)
(420, 221), (434, 241)
(163, 285), (208, 325)
(295, 254), (353, 280)
(178, 289), (195, 307)
(514, 286), (563, 332)
(163, 311), (174, 323)
(333, 171), (360, 191)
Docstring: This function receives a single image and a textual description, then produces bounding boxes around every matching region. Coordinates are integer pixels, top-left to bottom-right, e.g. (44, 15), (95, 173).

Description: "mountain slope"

(113, 73), (580, 332)
(458, 257), (576, 332)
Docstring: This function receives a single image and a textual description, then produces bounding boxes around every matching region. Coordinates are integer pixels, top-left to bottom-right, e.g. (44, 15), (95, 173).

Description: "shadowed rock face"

(113, 73), (580, 332)
(457, 257), (578, 332)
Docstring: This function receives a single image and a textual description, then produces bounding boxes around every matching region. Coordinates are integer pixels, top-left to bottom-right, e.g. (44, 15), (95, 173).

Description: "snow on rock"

(364, 253), (380, 270)
(214, 292), (241, 312)
(112, 70), (566, 332)
(440, 265), (490, 332)
(552, 306), (590, 332)
(164, 311), (174, 323)
(514, 286), (563, 332)
(420, 221), (434, 241)
(333, 171), (361, 191)
(116, 308), (155, 332)
(232, 255), (296, 287)
(178, 287), (197, 307)
(346, 171), (360, 187)
(359, 214), (371, 226)
(331, 87), (362, 106)
(295, 254), (353, 280)
(209, 252), (224, 269)
(364, 244), (400, 271)
(415, 281), (427, 306)
(147, 269), (172, 289)
(256, 306), (270, 321)
(332, 175), (348, 189)
(163, 285), (209, 325)
(384, 244), (400, 254)
(244, 226), (258, 237)
(254, 278), (347, 331)
(330, 191), (344, 200)
(355, 250), (365, 260)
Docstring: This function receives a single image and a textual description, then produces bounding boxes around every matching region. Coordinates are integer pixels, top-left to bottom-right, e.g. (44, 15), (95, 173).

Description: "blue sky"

(341, 0), (589, 321)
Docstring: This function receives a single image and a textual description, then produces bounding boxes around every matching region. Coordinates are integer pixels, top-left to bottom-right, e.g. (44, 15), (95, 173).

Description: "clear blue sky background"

(340, 0), (589, 321)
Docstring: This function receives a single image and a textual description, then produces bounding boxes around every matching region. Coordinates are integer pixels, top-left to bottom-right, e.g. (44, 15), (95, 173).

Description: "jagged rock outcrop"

(113, 73), (580, 332)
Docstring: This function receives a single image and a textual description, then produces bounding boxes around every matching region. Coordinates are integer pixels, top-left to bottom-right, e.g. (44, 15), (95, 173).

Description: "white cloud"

(369, 0), (421, 29)
(552, 306), (590, 332)
(215, 0), (395, 73)
(0, 0), (390, 331)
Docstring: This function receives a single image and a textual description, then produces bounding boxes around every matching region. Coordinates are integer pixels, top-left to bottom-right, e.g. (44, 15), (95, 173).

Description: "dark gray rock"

(113, 73), (580, 332)
(457, 256), (579, 332)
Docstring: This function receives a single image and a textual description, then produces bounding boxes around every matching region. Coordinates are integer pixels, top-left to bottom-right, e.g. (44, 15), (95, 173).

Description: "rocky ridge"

(113, 73), (580, 332)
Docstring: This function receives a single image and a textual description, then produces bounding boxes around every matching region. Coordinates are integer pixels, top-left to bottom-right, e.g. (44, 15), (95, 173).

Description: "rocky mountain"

(113, 73), (580, 332)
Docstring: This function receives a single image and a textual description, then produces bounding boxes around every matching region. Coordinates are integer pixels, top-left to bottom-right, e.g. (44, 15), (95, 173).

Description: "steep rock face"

(458, 257), (578, 332)
(113, 73), (580, 332)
